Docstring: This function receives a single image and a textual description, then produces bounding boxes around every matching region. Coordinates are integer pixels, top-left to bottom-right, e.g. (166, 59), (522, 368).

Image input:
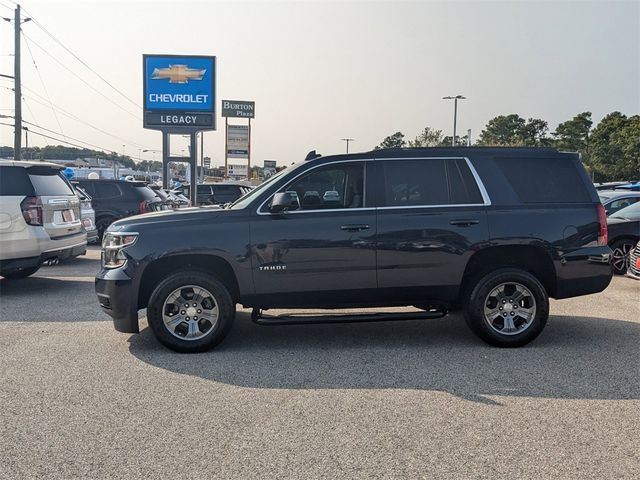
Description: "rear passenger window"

(494, 157), (591, 203)
(447, 159), (484, 204)
(27, 168), (74, 196)
(382, 159), (448, 206)
(0, 166), (34, 196)
(93, 183), (122, 199)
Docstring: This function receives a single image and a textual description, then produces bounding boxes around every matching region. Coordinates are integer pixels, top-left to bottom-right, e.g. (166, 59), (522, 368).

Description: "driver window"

(282, 163), (365, 210)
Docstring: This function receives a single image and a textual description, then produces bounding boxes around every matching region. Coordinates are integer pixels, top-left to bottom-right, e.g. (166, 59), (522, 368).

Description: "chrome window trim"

(256, 159), (372, 216)
(256, 156), (491, 215)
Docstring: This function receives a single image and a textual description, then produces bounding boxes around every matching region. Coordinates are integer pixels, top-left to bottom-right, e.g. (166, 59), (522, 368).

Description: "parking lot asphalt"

(0, 246), (638, 479)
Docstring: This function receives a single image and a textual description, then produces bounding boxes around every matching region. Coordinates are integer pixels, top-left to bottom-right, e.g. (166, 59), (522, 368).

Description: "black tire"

(96, 217), (115, 243)
(146, 271), (235, 353)
(1, 265), (40, 279)
(464, 268), (549, 348)
(610, 239), (636, 275)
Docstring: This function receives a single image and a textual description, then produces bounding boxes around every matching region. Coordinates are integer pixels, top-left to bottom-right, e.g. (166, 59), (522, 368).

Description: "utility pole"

(442, 95), (466, 147)
(9, 5), (31, 160)
(341, 138), (354, 154)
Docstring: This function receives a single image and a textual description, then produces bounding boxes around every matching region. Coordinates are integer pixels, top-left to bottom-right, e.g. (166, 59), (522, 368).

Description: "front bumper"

(95, 267), (140, 333)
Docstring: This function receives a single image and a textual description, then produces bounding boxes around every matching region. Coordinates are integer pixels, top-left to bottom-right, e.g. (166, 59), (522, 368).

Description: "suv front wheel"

(464, 268), (549, 347)
(147, 271), (235, 352)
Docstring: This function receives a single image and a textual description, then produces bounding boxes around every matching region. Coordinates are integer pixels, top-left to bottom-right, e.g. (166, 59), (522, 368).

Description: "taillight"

(597, 203), (608, 246)
(139, 200), (149, 214)
(20, 196), (43, 226)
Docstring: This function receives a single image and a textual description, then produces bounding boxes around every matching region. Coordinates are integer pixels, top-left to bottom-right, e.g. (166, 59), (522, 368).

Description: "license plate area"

(54, 209), (76, 224)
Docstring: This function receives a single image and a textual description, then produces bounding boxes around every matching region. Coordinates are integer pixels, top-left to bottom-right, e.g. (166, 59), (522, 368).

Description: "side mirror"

(270, 192), (299, 213)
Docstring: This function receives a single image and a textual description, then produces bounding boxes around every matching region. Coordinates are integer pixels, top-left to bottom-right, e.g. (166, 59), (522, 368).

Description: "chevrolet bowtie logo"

(151, 64), (206, 84)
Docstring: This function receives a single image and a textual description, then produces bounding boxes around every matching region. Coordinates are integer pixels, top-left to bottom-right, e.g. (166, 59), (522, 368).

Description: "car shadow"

(128, 313), (640, 403)
(0, 277), (111, 322)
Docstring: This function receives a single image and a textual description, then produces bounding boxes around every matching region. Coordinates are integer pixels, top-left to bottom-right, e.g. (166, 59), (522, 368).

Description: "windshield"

(228, 166), (298, 209)
(611, 201), (640, 220)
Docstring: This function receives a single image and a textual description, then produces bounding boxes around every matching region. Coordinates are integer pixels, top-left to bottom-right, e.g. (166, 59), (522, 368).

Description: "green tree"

(477, 114), (549, 146)
(590, 112), (640, 181)
(439, 135), (468, 147)
(376, 132), (406, 149)
(408, 127), (443, 147)
(552, 112), (593, 155)
(477, 114), (526, 145)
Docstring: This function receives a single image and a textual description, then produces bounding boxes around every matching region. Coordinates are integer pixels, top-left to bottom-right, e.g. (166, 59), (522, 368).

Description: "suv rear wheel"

(147, 271), (235, 353)
(464, 268), (549, 347)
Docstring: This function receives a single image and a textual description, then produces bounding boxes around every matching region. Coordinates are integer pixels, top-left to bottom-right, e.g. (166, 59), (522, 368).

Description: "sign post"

(222, 100), (254, 179)
(143, 54), (216, 206)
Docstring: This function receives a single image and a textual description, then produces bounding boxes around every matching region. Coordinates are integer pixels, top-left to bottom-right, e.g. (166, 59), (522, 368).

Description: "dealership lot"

(0, 246), (638, 479)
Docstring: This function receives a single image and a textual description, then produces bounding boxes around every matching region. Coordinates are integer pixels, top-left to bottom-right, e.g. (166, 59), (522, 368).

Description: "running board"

(251, 308), (447, 326)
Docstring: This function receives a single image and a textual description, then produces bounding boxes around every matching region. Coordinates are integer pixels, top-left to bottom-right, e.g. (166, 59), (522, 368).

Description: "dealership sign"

(227, 125), (249, 159)
(143, 54), (216, 131)
(222, 100), (255, 118)
(227, 164), (248, 177)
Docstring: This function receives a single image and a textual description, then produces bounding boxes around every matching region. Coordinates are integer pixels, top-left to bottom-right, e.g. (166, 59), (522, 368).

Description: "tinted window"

(93, 182), (122, 199)
(133, 186), (160, 201)
(197, 185), (212, 195)
(0, 166), (34, 196)
(382, 159), (448, 206)
(494, 157), (591, 203)
(611, 201), (640, 220)
(28, 168), (74, 196)
(607, 197), (639, 215)
(282, 163), (365, 210)
(448, 159), (484, 204)
(213, 185), (240, 194)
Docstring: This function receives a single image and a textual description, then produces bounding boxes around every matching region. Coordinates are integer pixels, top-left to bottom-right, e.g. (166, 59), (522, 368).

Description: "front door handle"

(450, 219), (479, 227)
(341, 224), (370, 232)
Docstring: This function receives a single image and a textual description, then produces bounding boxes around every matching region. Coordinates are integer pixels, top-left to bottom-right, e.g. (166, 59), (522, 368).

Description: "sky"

(1, 0), (638, 167)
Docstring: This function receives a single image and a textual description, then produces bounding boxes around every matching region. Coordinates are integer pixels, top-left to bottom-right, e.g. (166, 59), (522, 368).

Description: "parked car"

(166, 189), (191, 208)
(74, 185), (98, 244)
(626, 243), (640, 280)
(95, 147), (614, 352)
(607, 201), (640, 274)
(612, 182), (640, 191)
(0, 160), (86, 279)
(149, 184), (190, 209)
(598, 190), (640, 216)
(74, 179), (165, 241)
(180, 183), (252, 205)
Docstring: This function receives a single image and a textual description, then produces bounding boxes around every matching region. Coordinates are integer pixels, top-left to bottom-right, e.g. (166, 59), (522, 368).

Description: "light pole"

(341, 138), (354, 154)
(442, 95), (466, 147)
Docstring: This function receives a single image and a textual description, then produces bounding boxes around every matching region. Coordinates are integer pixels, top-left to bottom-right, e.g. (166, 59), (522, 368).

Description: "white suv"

(0, 160), (87, 279)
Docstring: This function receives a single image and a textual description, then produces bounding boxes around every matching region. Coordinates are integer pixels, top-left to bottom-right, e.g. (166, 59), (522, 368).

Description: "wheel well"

(138, 254), (240, 309)
(461, 246), (557, 299)
(609, 235), (639, 247)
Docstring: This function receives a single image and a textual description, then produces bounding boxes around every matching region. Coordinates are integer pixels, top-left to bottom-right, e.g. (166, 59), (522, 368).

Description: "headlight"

(101, 232), (138, 269)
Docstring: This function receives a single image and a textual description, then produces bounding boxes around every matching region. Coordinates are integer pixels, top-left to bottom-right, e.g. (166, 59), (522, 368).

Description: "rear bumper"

(0, 240), (86, 272)
(86, 228), (99, 244)
(554, 246), (613, 299)
(95, 267), (140, 334)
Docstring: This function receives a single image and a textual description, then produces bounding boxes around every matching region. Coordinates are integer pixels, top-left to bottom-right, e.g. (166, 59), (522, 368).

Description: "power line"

(21, 31), (67, 141)
(1, 84), (157, 156)
(0, 121), (115, 153)
(22, 32), (140, 120)
(21, 90), (151, 151)
(13, 2), (140, 110)
(2, 117), (119, 153)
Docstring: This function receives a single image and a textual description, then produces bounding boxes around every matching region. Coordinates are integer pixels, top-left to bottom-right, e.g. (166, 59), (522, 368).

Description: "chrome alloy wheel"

(483, 282), (537, 336)
(162, 285), (219, 341)
(612, 243), (633, 273)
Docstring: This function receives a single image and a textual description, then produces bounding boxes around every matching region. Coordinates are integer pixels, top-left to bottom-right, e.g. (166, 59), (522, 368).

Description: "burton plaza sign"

(222, 100), (255, 118)
(143, 54), (216, 131)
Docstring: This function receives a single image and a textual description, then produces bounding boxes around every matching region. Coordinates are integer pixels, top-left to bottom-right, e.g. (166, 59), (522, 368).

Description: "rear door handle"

(341, 224), (370, 232)
(450, 219), (479, 227)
